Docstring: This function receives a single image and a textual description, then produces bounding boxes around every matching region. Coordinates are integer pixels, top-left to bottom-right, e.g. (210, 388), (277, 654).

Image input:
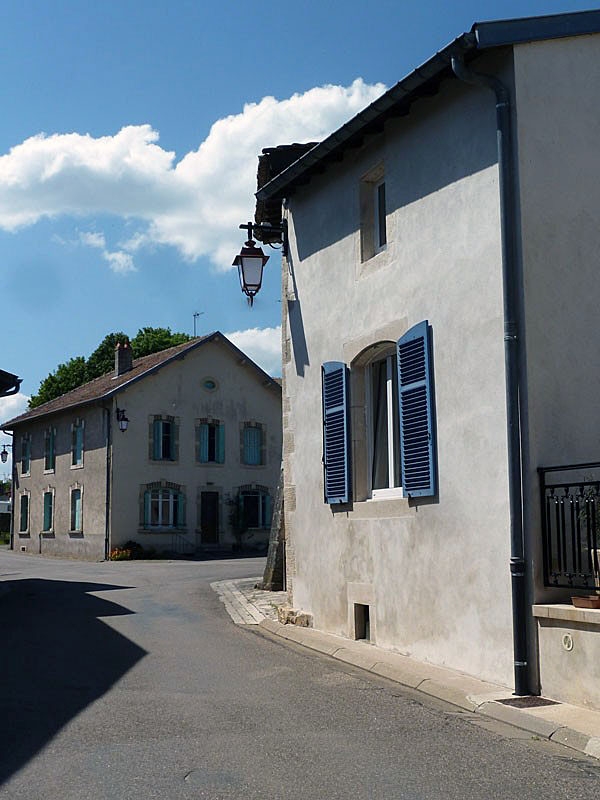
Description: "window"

(71, 419), (84, 467)
(42, 489), (54, 533)
(322, 320), (437, 503)
(44, 427), (56, 472)
(239, 487), (271, 529)
(242, 423), (264, 466)
(360, 164), (387, 262)
(375, 180), (387, 250)
(150, 416), (178, 461)
(70, 486), (82, 532)
(368, 352), (401, 497)
(19, 493), (29, 534)
(142, 484), (185, 529)
(21, 434), (31, 476)
(196, 420), (225, 464)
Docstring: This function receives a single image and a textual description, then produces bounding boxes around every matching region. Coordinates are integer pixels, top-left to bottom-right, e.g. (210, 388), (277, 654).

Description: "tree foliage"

(28, 327), (191, 409)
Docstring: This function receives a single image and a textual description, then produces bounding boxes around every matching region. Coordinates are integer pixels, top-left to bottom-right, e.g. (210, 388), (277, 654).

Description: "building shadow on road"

(0, 578), (146, 787)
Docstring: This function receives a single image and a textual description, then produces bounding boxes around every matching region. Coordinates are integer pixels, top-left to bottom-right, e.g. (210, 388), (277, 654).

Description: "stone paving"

(210, 577), (287, 625)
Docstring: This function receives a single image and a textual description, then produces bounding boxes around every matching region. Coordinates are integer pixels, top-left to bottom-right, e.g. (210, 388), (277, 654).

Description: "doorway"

(200, 491), (219, 544)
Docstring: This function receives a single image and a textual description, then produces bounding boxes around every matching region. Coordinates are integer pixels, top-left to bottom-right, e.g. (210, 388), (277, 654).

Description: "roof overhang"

(0, 370), (21, 398)
(256, 10), (600, 203)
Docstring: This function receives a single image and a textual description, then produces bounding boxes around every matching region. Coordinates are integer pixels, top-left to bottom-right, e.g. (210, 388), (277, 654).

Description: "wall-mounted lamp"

(116, 408), (129, 432)
(233, 220), (287, 306)
(0, 443), (11, 463)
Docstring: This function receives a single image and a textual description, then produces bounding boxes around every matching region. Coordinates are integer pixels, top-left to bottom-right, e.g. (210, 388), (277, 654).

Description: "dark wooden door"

(200, 492), (219, 544)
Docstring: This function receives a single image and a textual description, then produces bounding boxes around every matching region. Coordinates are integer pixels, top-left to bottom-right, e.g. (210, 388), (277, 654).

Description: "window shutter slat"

(217, 424), (225, 464)
(322, 361), (351, 504)
(397, 321), (436, 497)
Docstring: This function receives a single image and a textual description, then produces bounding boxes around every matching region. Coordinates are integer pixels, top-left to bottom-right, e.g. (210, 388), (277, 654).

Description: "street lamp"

(0, 443), (11, 463)
(233, 222), (270, 306)
(116, 408), (129, 432)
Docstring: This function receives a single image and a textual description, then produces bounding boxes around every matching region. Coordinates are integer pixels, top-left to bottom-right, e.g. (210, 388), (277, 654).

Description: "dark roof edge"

(257, 10), (600, 202)
(2, 332), (281, 429)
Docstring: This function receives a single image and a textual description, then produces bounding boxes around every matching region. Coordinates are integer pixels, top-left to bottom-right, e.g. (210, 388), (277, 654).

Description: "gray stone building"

(3, 333), (282, 560)
(250, 11), (600, 709)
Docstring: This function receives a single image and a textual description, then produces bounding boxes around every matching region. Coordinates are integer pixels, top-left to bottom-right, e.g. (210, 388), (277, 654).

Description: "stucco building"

(250, 10), (600, 709)
(3, 333), (282, 560)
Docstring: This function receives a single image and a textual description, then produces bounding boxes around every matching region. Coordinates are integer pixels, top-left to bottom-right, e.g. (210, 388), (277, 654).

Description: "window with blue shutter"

(43, 491), (54, 532)
(397, 321), (437, 498)
(243, 424), (263, 465)
(322, 361), (351, 504)
(197, 421), (225, 464)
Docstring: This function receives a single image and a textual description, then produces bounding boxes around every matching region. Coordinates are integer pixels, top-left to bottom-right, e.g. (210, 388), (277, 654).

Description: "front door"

(200, 491), (219, 544)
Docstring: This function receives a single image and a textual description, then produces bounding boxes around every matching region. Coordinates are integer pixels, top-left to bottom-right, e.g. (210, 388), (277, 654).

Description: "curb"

(257, 618), (600, 762)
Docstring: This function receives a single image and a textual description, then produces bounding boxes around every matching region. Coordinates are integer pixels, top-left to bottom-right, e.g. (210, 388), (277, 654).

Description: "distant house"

(251, 10), (600, 710)
(2, 333), (282, 560)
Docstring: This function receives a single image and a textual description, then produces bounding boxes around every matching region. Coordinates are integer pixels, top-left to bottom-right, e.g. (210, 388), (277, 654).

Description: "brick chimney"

(114, 341), (133, 377)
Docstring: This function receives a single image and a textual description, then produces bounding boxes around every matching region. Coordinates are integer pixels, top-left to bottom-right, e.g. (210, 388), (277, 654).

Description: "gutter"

(103, 405), (112, 560)
(451, 57), (529, 696)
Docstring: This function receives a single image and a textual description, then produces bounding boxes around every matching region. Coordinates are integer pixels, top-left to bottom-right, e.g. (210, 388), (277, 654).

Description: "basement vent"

(20, 545), (27, 552)
(498, 696), (559, 709)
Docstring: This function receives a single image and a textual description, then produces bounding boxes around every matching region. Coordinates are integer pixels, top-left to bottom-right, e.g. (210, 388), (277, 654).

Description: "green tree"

(29, 356), (88, 408)
(28, 326), (192, 409)
(131, 327), (190, 358)
(86, 331), (129, 380)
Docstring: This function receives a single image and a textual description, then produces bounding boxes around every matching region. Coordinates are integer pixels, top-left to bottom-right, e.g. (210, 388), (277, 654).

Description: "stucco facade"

(256, 14), (600, 704)
(6, 334), (282, 560)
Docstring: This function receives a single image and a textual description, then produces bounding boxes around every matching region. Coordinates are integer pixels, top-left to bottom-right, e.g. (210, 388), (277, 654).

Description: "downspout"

(451, 57), (529, 695)
(104, 405), (112, 560)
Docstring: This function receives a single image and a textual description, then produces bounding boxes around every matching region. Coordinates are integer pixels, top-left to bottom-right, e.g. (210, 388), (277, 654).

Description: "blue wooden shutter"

(152, 420), (161, 460)
(143, 490), (151, 527)
(397, 321), (436, 497)
(198, 423), (208, 462)
(177, 492), (186, 527)
(322, 361), (351, 504)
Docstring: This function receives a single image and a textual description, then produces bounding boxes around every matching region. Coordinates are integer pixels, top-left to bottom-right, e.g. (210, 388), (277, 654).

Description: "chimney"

(115, 341), (133, 377)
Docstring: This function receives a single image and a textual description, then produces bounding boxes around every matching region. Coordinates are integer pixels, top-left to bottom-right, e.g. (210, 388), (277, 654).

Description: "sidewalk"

(211, 577), (600, 762)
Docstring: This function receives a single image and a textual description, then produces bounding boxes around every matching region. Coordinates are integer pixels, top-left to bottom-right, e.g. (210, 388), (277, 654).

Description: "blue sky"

(0, 0), (593, 446)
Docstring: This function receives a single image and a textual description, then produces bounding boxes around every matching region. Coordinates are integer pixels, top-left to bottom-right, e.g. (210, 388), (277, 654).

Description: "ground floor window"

(42, 490), (54, 533)
(143, 485), (185, 529)
(70, 487), (82, 532)
(19, 493), (29, 533)
(239, 487), (271, 529)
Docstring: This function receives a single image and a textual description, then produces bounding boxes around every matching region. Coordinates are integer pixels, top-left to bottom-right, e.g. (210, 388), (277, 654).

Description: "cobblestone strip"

(211, 578), (287, 626)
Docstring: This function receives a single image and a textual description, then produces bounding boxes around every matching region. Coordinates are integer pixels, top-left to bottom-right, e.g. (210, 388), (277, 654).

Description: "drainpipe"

(104, 405), (112, 560)
(451, 57), (529, 696)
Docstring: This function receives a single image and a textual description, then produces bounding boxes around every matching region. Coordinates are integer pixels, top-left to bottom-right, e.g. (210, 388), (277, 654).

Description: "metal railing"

(539, 462), (600, 589)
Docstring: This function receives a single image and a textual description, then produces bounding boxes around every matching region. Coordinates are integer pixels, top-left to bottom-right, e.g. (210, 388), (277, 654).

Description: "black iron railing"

(539, 462), (600, 589)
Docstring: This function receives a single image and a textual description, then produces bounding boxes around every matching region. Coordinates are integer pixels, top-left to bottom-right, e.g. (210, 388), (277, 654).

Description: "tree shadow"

(0, 578), (146, 786)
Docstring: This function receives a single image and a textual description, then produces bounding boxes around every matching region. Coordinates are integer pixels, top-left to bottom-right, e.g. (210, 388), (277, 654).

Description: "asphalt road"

(1, 550), (600, 800)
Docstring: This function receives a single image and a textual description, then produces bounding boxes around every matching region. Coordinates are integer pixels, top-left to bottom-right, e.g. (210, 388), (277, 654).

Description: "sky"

(0, 0), (594, 473)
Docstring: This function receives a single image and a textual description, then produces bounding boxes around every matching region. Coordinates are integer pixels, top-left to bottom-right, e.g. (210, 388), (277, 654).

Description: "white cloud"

(225, 326), (282, 376)
(80, 230), (136, 273)
(0, 79), (386, 270)
(0, 392), (30, 475)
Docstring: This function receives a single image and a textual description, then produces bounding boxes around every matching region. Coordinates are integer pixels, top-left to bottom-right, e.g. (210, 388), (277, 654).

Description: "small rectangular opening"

(20, 545), (27, 552)
(354, 603), (370, 640)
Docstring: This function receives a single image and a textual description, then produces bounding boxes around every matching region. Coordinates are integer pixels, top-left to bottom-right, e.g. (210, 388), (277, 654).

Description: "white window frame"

(19, 490), (30, 534)
(70, 484), (83, 532)
(366, 352), (403, 500)
(42, 487), (55, 533)
(374, 179), (387, 252)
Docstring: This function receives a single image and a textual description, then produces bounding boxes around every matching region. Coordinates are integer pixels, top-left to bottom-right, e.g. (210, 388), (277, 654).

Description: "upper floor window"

(19, 492), (29, 534)
(142, 483), (185, 529)
(42, 488), (54, 533)
(70, 486), (82, 532)
(360, 164), (387, 262)
(21, 434), (31, 476)
(150, 416), (179, 461)
(71, 419), (84, 467)
(196, 420), (225, 464)
(44, 427), (56, 472)
(242, 423), (264, 466)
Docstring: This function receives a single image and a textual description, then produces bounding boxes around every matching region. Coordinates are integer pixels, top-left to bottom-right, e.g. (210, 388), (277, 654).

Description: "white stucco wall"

(109, 336), (282, 553)
(283, 59), (516, 686)
(514, 34), (600, 602)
